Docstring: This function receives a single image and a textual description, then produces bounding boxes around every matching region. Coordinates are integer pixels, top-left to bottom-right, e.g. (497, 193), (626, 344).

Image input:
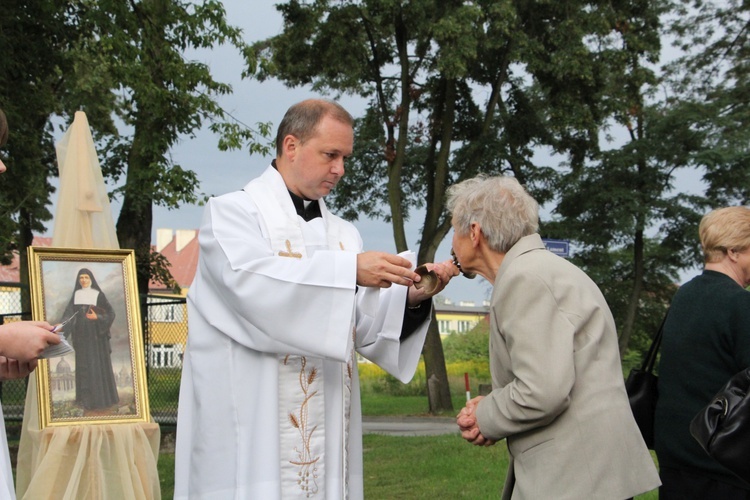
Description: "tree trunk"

(387, 8), (412, 253)
(116, 125), (156, 302)
(619, 90), (647, 356)
(18, 209), (34, 319)
(619, 226), (645, 355)
(423, 317), (453, 413)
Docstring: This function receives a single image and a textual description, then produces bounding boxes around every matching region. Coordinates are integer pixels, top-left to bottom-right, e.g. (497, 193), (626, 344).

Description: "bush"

(358, 357), (492, 400)
(359, 361), (426, 396)
(442, 321), (490, 362)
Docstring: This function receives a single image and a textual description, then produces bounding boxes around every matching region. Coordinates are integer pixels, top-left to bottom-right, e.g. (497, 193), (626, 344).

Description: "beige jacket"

(475, 234), (660, 499)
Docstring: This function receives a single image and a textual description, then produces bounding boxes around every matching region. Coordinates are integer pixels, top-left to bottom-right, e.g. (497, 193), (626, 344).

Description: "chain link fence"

(0, 283), (185, 425)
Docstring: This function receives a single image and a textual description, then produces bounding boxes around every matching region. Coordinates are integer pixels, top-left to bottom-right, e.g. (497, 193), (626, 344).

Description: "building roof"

(434, 302), (490, 314)
(149, 229), (199, 293)
(0, 231), (199, 294)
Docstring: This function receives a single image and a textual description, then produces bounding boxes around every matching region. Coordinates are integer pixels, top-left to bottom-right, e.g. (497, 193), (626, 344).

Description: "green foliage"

(0, 0), (82, 262)
(360, 394), (432, 416)
(358, 355), (491, 403)
(359, 360), (427, 397)
(150, 250), (180, 292)
(250, 0), (666, 411)
(666, 0), (750, 206)
(147, 368), (182, 412)
(0, 379), (27, 406)
(249, 0), (698, 365)
(442, 321), (490, 363)
(0, 0), (273, 292)
(446, 360), (491, 385)
(157, 452), (175, 499)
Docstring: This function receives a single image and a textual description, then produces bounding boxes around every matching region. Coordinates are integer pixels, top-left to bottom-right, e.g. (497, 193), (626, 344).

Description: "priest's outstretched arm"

(354, 258), (457, 382)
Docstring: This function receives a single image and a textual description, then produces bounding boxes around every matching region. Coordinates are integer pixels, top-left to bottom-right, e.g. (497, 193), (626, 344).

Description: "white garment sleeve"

(355, 252), (431, 383)
(188, 193), (358, 362)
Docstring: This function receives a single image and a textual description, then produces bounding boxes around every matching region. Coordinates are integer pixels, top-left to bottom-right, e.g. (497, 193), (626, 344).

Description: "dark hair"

(275, 99), (353, 156)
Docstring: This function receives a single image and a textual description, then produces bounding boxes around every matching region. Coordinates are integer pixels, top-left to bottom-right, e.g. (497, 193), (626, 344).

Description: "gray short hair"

(275, 99), (354, 156)
(446, 175), (539, 253)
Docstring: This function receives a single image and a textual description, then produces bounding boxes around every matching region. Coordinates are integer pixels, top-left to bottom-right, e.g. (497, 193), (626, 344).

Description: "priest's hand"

(0, 356), (36, 381)
(407, 259), (460, 306)
(356, 251), (419, 288)
(0, 321), (60, 362)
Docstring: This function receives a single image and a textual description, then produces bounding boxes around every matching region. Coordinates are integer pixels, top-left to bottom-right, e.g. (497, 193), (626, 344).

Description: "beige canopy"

(52, 111), (119, 248)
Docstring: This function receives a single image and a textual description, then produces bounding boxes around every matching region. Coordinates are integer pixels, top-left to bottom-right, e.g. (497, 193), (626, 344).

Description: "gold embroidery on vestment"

(286, 356), (321, 496)
(339, 242), (345, 250)
(279, 240), (303, 259)
(343, 327), (356, 497)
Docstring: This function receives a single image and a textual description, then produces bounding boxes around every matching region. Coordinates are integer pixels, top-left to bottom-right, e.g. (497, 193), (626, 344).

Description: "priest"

(174, 98), (457, 499)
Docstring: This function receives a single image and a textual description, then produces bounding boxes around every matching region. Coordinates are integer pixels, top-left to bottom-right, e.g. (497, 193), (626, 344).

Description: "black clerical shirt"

(271, 159), (322, 221)
(288, 190), (322, 222)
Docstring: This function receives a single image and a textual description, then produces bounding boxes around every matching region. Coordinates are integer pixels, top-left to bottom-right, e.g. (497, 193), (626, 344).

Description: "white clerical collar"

(74, 287), (99, 305)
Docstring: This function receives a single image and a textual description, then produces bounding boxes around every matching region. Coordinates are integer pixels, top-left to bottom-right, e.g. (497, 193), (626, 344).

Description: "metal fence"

(0, 283), (184, 425)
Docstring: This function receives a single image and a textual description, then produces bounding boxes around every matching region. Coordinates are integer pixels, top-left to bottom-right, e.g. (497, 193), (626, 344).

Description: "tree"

(75, 0), (273, 296)
(666, 0), (750, 206)
(548, 98), (709, 355)
(442, 320), (490, 363)
(1, 0), (271, 307)
(0, 0), (92, 313)
(534, 0), (718, 357)
(550, 0), (750, 357)
(251, 0), (663, 412)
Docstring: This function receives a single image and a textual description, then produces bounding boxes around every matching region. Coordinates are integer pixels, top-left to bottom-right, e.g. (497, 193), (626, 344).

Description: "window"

(438, 320), (451, 334)
(147, 300), (184, 323)
(150, 343), (184, 368)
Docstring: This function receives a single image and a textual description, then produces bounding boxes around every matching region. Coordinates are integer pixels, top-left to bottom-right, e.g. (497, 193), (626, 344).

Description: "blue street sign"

(542, 238), (570, 258)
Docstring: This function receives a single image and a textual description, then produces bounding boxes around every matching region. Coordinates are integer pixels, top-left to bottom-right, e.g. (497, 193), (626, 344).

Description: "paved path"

(362, 416), (458, 436)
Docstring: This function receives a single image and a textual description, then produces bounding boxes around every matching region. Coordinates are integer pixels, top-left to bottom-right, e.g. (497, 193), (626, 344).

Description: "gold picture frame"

(27, 247), (150, 428)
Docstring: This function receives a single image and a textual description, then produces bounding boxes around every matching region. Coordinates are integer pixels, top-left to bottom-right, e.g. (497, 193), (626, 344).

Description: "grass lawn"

(155, 392), (661, 499)
(157, 432), (659, 499)
(157, 433), (510, 499)
(360, 393), (469, 417)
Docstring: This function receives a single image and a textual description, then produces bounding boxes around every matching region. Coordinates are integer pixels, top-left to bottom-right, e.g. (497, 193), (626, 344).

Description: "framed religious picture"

(27, 247), (150, 428)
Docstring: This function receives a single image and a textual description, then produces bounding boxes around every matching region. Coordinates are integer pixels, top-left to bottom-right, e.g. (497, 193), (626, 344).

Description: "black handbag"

(625, 313), (667, 449)
(690, 367), (750, 484)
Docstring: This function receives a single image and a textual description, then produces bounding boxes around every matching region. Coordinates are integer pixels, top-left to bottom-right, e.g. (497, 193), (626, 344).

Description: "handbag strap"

(641, 310), (669, 373)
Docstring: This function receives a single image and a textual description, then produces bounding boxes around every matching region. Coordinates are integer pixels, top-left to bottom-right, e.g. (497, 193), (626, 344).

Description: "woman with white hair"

(452, 175), (660, 499)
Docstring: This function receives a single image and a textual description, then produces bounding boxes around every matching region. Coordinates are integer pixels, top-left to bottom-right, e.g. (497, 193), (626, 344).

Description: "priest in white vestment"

(174, 99), (457, 499)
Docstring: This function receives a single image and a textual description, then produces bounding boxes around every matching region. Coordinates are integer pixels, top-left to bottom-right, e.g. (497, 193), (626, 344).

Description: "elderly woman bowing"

(451, 175), (659, 500)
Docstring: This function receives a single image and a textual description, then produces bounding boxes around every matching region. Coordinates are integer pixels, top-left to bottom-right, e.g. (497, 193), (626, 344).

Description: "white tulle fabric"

(15, 111), (160, 499)
(51, 111), (119, 249)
